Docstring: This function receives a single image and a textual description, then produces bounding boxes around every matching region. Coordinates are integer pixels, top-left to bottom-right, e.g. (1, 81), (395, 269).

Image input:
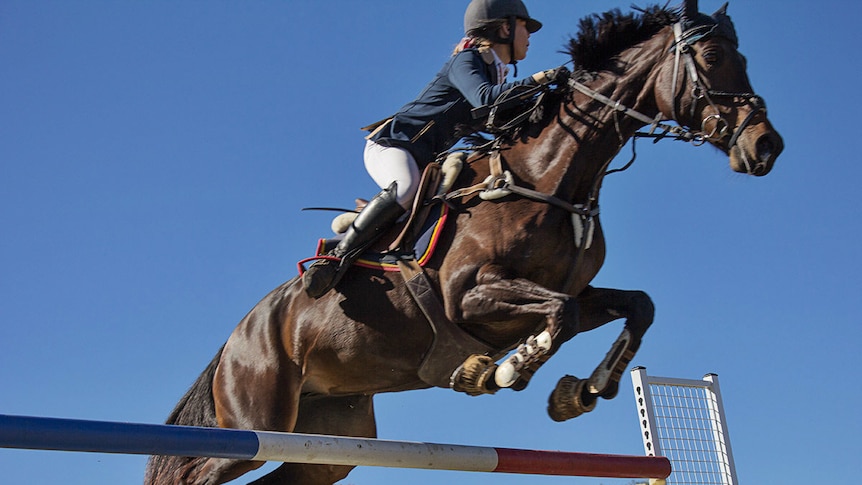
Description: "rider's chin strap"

(507, 16), (518, 77)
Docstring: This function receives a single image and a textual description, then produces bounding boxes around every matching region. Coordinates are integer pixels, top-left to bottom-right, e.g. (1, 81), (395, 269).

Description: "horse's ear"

(711, 2), (738, 46)
(712, 2), (729, 18)
(682, 0), (699, 20)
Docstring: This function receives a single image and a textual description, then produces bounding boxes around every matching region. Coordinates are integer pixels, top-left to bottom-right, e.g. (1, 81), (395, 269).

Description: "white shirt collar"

(489, 48), (509, 85)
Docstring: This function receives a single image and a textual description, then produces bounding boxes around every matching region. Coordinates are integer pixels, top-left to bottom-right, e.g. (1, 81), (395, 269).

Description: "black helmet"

(464, 0), (542, 35)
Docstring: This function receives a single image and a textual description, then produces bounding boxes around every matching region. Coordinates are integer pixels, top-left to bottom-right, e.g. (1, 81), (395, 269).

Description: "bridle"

(668, 21), (767, 151)
(566, 17), (768, 154)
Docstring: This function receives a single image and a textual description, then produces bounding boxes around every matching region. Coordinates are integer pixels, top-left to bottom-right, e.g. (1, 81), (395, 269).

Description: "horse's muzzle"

(730, 126), (783, 176)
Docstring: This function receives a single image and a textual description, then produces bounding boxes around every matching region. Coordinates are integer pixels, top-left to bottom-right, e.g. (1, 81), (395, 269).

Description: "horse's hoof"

(597, 380), (620, 400)
(450, 355), (498, 396)
(547, 375), (596, 422)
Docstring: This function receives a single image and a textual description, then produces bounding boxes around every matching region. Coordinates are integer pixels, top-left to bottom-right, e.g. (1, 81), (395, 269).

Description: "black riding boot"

(302, 182), (405, 298)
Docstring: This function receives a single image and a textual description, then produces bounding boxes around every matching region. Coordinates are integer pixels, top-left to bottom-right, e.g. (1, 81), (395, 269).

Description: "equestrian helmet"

(464, 0), (542, 34)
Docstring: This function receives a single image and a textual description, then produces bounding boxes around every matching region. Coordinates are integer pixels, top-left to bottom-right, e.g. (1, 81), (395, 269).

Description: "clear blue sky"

(1, 1), (859, 484)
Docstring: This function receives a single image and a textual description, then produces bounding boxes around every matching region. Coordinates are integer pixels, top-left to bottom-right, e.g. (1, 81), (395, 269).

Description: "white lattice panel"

(631, 367), (738, 485)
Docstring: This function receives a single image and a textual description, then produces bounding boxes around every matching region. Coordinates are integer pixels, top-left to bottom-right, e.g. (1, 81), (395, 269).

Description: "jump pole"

(0, 414), (670, 479)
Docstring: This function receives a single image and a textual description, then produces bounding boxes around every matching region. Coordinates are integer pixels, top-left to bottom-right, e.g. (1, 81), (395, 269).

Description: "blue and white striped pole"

(0, 414), (670, 479)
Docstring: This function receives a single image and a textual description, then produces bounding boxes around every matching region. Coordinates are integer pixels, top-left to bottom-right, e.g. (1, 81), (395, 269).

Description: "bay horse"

(145, 2), (783, 484)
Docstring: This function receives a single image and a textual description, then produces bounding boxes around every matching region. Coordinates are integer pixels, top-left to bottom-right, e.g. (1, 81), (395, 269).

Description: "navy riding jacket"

(368, 47), (538, 166)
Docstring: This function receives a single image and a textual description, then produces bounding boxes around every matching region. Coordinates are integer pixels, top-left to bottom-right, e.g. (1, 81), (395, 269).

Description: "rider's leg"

(302, 182), (405, 298)
(301, 142), (418, 298)
(363, 140), (421, 209)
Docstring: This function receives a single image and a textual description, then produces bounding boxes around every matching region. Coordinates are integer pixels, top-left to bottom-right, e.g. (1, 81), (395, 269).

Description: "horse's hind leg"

(176, 367), (304, 484)
(183, 307), (308, 485)
(548, 286), (654, 422)
(247, 394), (376, 485)
(181, 458), (266, 485)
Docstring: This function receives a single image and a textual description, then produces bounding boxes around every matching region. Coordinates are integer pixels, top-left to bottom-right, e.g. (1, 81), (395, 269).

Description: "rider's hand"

(531, 66), (570, 85)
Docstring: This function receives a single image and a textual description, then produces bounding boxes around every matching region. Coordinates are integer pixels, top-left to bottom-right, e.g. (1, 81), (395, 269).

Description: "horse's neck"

(600, 32), (672, 137)
(530, 31), (673, 205)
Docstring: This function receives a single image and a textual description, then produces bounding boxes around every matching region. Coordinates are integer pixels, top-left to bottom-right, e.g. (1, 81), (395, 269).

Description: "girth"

(391, 159), (502, 388)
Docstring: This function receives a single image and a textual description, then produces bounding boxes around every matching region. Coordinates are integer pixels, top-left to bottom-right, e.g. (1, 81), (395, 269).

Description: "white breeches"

(364, 140), (421, 210)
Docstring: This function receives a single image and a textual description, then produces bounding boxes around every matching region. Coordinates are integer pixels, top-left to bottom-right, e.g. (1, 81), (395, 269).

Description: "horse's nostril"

(756, 133), (784, 162)
(756, 136), (774, 160)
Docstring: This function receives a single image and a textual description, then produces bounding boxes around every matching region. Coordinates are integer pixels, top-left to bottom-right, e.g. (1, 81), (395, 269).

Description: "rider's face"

(512, 19), (530, 61)
(496, 19), (530, 63)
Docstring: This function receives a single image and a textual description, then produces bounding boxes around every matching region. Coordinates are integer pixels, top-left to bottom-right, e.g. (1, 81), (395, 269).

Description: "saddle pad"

(314, 203), (449, 272)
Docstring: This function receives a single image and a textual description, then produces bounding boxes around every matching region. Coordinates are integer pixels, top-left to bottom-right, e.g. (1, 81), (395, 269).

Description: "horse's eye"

(701, 47), (723, 66)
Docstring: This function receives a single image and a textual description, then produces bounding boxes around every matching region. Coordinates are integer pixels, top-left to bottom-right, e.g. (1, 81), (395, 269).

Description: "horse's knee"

(625, 290), (654, 338)
(555, 297), (580, 344)
(460, 286), (492, 320)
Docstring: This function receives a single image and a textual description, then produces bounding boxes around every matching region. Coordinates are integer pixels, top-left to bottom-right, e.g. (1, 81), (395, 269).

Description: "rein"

(442, 18), (770, 292)
(567, 79), (703, 144)
(566, 20), (768, 153)
(473, 82), (552, 134)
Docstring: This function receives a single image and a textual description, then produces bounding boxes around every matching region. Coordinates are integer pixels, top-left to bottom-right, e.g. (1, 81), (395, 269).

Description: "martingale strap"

(397, 257), (498, 388)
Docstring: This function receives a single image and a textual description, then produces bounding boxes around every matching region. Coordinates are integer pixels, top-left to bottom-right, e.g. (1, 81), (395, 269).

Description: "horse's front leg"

(548, 286), (654, 422)
(450, 269), (580, 396)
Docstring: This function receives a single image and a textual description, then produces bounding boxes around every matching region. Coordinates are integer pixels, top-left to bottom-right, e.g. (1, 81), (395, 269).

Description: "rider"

(302, 0), (568, 298)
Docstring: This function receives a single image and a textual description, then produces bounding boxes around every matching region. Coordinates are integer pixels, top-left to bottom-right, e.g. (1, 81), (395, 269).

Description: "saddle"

(300, 152), (500, 389)
(308, 152), (463, 271)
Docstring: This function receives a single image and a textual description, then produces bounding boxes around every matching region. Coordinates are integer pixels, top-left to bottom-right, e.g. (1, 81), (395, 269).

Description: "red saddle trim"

(297, 203), (449, 275)
(355, 203), (449, 272)
(296, 255), (341, 276)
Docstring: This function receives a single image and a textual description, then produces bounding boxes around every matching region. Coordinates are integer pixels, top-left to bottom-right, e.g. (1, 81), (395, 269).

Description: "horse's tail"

(143, 345), (224, 485)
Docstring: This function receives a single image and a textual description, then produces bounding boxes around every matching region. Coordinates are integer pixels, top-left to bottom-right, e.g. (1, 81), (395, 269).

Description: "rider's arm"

(447, 50), (538, 108)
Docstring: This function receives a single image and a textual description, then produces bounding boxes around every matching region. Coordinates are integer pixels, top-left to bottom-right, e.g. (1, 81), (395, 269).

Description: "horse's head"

(655, 1), (783, 176)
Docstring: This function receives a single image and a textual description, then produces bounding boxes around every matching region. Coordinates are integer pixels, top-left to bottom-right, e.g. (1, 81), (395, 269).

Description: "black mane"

(565, 5), (679, 72)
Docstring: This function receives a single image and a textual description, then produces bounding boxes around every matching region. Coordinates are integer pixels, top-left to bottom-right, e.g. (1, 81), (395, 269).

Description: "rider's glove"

(531, 65), (571, 85)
